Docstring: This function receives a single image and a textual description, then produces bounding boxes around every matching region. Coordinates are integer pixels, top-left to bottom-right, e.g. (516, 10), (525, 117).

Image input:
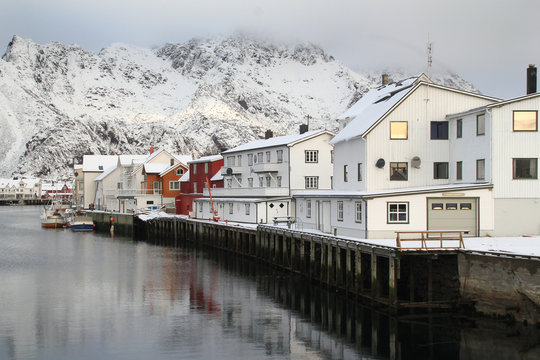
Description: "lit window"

(305, 176), (319, 189)
(476, 159), (485, 180)
(305, 150), (318, 163)
(390, 162), (408, 181)
(513, 158), (538, 179)
(431, 121), (448, 139)
(431, 203), (443, 210)
(513, 111), (538, 131)
(390, 121), (408, 139)
(434, 162), (449, 179)
(477, 114), (485, 136)
(355, 202), (362, 223)
(388, 202), (408, 223)
(337, 201), (343, 221)
(460, 203), (472, 210)
(446, 203), (458, 210)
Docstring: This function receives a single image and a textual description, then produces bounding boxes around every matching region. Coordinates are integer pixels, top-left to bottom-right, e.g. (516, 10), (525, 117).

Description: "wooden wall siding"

(365, 84), (496, 191)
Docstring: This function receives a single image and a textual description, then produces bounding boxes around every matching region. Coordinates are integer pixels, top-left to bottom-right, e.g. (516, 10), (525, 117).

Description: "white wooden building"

(194, 129), (334, 224)
(295, 75), (502, 238)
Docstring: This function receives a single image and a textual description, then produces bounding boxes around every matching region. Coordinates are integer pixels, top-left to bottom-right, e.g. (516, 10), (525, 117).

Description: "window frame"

(277, 150), (283, 163)
(337, 201), (343, 222)
(513, 110), (538, 132)
(433, 162), (449, 180)
(387, 202), (409, 224)
(344, 165), (348, 182)
(476, 159), (485, 180)
(456, 119), (463, 138)
(305, 176), (319, 189)
(306, 200), (311, 218)
(245, 203), (250, 215)
(513, 158), (538, 179)
(430, 121), (449, 140)
(476, 113), (485, 136)
(169, 181), (180, 190)
(355, 201), (362, 223)
(305, 150), (319, 163)
(390, 121), (408, 140)
(390, 162), (408, 181)
(357, 163), (362, 181)
(456, 161), (463, 181)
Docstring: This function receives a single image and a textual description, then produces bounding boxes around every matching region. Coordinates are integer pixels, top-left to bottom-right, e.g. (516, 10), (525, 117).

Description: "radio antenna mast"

(427, 34), (432, 80)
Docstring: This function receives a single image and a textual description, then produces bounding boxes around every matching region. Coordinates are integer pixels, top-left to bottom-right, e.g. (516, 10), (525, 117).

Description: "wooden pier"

(135, 216), (462, 313)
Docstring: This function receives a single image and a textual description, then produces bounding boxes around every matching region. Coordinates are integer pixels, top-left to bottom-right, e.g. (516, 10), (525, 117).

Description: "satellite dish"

(411, 156), (421, 169)
(226, 168), (233, 175)
(74, 172), (79, 177)
(375, 158), (385, 168)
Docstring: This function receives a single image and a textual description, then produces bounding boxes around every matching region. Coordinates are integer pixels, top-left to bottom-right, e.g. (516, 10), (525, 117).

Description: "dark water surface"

(0, 206), (538, 360)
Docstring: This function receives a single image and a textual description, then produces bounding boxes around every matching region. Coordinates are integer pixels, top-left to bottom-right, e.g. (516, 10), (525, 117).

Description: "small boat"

(40, 199), (68, 229)
(69, 214), (94, 232)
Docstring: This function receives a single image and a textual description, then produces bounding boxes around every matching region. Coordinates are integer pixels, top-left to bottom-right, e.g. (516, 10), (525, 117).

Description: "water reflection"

(0, 206), (538, 360)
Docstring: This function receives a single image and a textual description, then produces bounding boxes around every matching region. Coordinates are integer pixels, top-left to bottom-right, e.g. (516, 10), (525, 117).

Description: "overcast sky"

(1, 0), (539, 99)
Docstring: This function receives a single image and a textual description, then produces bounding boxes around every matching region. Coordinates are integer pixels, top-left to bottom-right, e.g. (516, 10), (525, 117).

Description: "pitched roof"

(189, 155), (223, 164)
(82, 155), (119, 172)
(222, 130), (333, 154)
(179, 171), (190, 182)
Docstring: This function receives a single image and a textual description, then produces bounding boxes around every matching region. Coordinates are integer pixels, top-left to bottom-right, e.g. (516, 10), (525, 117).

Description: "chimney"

(299, 124), (309, 134)
(382, 74), (389, 86)
(150, 146), (154, 154)
(265, 129), (273, 139)
(527, 64), (537, 95)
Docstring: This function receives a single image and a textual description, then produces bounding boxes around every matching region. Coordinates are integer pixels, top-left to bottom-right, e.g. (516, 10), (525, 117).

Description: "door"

(427, 198), (478, 236)
(153, 181), (160, 195)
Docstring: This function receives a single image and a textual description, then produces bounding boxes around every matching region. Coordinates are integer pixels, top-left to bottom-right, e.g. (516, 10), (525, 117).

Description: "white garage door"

(427, 198), (477, 236)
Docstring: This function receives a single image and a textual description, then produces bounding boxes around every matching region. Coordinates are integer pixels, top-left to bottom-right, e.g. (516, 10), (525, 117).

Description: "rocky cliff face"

(0, 35), (478, 180)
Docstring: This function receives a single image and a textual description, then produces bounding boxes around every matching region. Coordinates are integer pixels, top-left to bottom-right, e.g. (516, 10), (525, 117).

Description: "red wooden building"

(175, 155), (223, 215)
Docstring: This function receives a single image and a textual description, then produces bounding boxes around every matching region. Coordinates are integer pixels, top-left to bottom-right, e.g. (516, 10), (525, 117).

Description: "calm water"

(0, 206), (538, 360)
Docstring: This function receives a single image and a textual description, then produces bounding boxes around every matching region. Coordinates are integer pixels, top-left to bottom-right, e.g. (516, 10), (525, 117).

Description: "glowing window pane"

(390, 121), (408, 139)
(513, 111), (537, 131)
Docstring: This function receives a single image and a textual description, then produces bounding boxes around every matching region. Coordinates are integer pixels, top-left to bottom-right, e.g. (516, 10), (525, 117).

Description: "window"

(266, 151), (271, 163)
(331, 150), (334, 164)
(199, 203), (203, 212)
(387, 202), (408, 223)
(305, 150), (318, 163)
(236, 177), (242, 186)
(456, 119), (463, 138)
(229, 203), (233, 214)
(277, 176), (282, 187)
(237, 155), (242, 167)
(170, 159), (174, 166)
(259, 177), (263, 187)
(305, 176), (319, 189)
(204, 163), (209, 174)
(248, 154), (253, 166)
(245, 203), (250, 215)
(227, 156), (235, 167)
(306, 200), (311, 218)
(98, 165), (103, 170)
(176, 168), (184, 176)
(266, 176), (271, 187)
(431, 203), (443, 210)
(248, 178), (253, 187)
(227, 178), (232, 188)
(446, 203), (458, 210)
(433, 162), (449, 179)
(390, 121), (408, 139)
(513, 158), (538, 179)
(390, 162), (408, 181)
(357, 163), (362, 181)
(513, 111), (538, 131)
(476, 114), (485, 136)
(476, 159), (485, 180)
(337, 201), (343, 221)
(79, 183), (84, 191)
(257, 152), (263, 164)
(431, 121), (448, 139)
(193, 164), (197, 174)
(193, 182), (197, 193)
(460, 203), (472, 210)
(456, 161), (463, 180)
(169, 181), (180, 190)
(344, 165), (348, 182)
(277, 150), (283, 163)
(355, 202), (362, 223)
(117, 182), (123, 190)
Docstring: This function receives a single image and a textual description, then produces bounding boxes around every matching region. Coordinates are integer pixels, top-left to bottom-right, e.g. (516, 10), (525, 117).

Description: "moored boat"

(69, 214), (94, 232)
(40, 199), (69, 229)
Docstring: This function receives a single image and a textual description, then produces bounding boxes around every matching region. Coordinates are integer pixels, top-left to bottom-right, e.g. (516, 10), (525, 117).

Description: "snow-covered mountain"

(0, 34), (478, 180)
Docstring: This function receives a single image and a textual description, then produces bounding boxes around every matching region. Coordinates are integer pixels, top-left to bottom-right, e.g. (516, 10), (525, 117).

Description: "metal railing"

(396, 230), (466, 251)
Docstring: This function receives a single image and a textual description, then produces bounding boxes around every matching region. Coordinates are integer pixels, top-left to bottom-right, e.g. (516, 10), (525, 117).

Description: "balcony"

(252, 162), (281, 173)
(220, 166), (243, 175)
(203, 186), (289, 198)
(103, 189), (162, 198)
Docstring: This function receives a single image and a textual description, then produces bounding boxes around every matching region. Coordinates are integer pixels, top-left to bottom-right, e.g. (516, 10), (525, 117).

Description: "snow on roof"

(20, 178), (41, 188)
(189, 154), (223, 164)
(174, 154), (193, 165)
(95, 164), (118, 181)
(179, 170), (190, 182)
(119, 154), (148, 166)
(159, 162), (188, 177)
(82, 155), (119, 172)
(144, 163), (169, 174)
(222, 130), (328, 154)
(210, 171), (223, 181)
(330, 77), (418, 145)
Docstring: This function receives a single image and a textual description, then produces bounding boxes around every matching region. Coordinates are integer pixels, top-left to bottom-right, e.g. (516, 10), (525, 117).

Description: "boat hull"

(71, 223), (94, 232)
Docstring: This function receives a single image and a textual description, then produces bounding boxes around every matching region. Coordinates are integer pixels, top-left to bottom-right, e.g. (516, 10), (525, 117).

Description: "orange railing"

(396, 230), (466, 251)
